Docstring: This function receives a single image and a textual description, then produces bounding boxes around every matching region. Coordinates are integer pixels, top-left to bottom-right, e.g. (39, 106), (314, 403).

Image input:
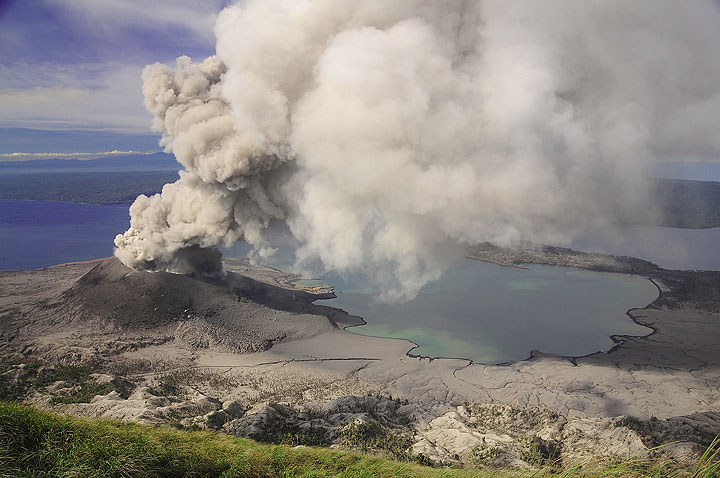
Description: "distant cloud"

(0, 64), (152, 133)
(46, 0), (227, 44)
(0, 0), (226, 65)
(0, 0), (227, 132)
(0, 62), (118, 90)
(0, 150), (156, 161)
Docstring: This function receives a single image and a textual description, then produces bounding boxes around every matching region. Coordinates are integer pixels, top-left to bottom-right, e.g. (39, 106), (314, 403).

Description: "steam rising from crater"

(115, 0), (720, 300)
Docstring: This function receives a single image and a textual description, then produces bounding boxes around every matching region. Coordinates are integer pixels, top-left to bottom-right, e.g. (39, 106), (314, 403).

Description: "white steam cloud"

(114, 0), (720, 300)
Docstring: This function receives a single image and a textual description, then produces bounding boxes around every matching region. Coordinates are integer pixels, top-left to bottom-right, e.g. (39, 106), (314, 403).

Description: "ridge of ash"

(467, 242), (660, 275)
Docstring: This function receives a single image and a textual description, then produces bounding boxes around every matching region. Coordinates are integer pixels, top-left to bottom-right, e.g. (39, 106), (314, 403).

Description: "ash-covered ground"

(1, 248), (719, 468)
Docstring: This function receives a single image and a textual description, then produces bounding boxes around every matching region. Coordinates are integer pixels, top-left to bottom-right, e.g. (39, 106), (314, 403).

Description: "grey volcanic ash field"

(1, 248), (719, 467)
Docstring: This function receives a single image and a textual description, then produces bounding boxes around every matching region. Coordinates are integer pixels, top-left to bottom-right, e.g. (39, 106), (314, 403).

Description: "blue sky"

(0, 0), (229, 144)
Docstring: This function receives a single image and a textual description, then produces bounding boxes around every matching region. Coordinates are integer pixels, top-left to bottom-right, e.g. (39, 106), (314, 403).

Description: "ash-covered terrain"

(0, 257), (353, 361)
(1, 248), (719, 468)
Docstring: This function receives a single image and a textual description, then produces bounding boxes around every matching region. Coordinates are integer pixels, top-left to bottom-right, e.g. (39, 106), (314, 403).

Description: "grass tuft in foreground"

(0, 402), (718, 478)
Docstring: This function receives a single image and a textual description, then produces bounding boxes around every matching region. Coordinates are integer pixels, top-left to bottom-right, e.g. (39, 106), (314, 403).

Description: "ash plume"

(115, 0), (720, 300)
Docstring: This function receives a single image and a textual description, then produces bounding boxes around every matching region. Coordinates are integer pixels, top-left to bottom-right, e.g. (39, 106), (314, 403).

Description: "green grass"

(0, 402), (718, 478)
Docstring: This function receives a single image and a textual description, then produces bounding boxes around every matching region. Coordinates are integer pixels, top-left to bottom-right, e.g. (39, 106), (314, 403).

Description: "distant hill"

(0, 128), (161, 154)
(0, 171), (179, 204)
(0, 152), (179, 173)
(0, 166), (718, 227)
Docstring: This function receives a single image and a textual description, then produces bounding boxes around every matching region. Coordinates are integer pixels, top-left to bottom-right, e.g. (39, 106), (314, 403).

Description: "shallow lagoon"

(322, 259), (658, 364)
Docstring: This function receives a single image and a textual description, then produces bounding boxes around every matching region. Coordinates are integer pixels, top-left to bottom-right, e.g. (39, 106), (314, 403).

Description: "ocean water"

(0, 200), (129, 270)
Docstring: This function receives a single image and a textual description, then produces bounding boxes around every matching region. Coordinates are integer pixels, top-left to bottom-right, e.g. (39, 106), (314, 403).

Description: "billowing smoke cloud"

(115, 0), (720, 300)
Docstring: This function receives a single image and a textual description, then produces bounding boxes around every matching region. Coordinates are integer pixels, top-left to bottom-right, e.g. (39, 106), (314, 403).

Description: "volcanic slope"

(0, 257), (358, 362)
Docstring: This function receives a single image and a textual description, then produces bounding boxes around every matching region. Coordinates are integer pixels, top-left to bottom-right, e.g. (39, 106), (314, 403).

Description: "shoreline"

(24, 250), (675, 369)
(330, 257), (660, 368)
(6, 249), (697, 373)
(0, 254), (720, 416)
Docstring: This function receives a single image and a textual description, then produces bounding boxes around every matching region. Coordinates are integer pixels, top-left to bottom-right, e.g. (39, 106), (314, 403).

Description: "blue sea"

(0, 200), (129, 270)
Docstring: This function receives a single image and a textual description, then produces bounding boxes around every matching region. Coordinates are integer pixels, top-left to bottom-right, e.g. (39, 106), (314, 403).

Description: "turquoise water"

(323, 259), (658, 364)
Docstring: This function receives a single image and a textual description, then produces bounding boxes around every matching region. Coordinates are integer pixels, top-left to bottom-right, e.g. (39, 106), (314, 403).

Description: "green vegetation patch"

(33, 364), (93, 387)
(0, 402), (497, 478)
(1, 402), (719, 478)
(0, 363), (119, 405)
(0, 361), (40, 401)
(48, 381), (115, 405)
(338, 420), (414, 462)
(155, 369), (238, 398)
